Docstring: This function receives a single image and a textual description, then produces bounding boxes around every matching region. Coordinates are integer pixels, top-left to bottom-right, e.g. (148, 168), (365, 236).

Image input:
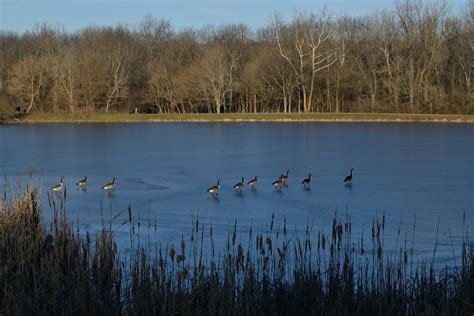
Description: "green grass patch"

(11, 112), (474, 123)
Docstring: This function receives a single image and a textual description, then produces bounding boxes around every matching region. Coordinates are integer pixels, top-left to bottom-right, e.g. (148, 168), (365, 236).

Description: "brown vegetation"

(1, 0), (473, 116)
(0, 91), (15, 121)
(0, 181), (473, 314)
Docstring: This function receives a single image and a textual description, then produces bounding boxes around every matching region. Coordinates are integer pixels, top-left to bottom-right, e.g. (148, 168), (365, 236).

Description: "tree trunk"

(297, 89), (301, 113)
(308, 84), (314, 113)
(326, 78), (331, 113)
(302, 86), (308, 113)
(288, 94), (292, 114)
(26, 96), (34, 114)
(215, 96), (221, 114)
(253, 93), (257, 113)
(409, 55), (415, 113)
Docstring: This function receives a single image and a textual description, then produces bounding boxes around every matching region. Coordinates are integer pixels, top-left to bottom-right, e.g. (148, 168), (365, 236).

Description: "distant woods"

(1, 0), (472, 115)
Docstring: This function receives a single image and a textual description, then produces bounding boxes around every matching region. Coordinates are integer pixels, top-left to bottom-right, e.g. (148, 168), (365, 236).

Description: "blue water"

(1, 122), (473, 266)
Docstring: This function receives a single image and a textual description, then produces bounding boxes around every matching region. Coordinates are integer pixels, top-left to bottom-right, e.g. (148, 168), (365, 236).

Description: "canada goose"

(302, 173), (312, 187)
(51, 176), (64, 192)
(102, 178), (116, 190)
(233, 177), (244, 192)
(344, 169), (354, 185)
(281, 170), (290, 183)
(76, 176), (87, 186)
(247, 176), (258, 188)
(272, 175), (284, 190)
(207, 179), (221, 196)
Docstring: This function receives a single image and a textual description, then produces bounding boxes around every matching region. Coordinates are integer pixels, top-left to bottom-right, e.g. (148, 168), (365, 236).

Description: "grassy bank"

(9, 112), (474, 123)
(1, 185), (473, 314)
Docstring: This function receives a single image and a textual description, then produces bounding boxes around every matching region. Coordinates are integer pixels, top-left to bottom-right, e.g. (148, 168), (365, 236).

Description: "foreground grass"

(12, 112), (474, 123)
(0, 185), (473, 315)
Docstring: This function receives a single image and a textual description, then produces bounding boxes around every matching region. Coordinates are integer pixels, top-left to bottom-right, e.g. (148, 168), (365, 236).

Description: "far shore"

(6, 112), (474, 124)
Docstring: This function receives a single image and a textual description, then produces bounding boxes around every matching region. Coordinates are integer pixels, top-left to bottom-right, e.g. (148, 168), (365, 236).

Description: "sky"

(0, 0), (468, 34)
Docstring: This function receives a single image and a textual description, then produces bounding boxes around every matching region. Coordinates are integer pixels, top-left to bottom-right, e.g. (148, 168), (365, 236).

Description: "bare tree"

(354, 16), (386, 112)
(255, 44), (297, 113)
(7, 54), (49, 113)
(396, 0), (448, 113)
(0, 4), (471, 115)
(148, 60), (179, 113)
(58, 50), (78, 113)
(274, 11), (337, 112)
(372, 12), (403, 111)
(185, 45), (233, 113)
(105, 50), (128, 113)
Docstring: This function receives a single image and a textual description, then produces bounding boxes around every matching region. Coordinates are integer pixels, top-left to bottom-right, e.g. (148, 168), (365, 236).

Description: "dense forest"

(0, 0), (472, 116)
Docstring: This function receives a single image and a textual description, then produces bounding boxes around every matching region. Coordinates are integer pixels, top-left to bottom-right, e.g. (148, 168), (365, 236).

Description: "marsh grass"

(0, 183), (473, 315)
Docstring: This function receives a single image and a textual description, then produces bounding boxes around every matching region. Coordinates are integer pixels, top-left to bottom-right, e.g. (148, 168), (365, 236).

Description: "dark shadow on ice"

(234, 191), (244, 198)
(78, 187), (87, 193)
(273, 189), (283, 195)
(209, 195), (220, 204)
(105, 191), (116, 199)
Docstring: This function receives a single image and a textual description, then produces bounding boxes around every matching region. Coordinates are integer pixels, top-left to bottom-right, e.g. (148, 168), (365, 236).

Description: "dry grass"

(0, 183), (473, 315)
(10, 112), (474, 123)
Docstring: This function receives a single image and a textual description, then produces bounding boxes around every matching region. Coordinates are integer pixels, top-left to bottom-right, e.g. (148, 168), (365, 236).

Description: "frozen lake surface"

(1, 122), (473, 267)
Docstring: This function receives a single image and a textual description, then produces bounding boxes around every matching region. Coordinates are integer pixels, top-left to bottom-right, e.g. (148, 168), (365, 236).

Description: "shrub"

(0, 90), (15, 122)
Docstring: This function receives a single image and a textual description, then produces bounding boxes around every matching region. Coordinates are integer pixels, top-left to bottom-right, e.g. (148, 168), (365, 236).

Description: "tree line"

(0, 0), (472, 116)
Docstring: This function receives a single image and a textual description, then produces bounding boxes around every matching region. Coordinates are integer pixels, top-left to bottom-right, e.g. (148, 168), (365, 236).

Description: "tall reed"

(0, 184), (472, 315)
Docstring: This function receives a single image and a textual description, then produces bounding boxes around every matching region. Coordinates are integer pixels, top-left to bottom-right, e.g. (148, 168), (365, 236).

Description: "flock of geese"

(206, 169), (354, 196)
(50, 169), (355, 196)
(50, 176), (115, 192)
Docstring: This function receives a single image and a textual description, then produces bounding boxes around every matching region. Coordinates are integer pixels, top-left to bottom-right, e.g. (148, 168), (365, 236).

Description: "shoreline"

(6, 113), (474, 124)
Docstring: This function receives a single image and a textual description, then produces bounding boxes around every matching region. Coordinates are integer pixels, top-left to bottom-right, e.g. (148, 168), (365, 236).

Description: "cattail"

(337, 223), (343, 242)
(237, 243), (244, 272)
(169, 248), (176, 262)
(177, 254), (185, 263)
(317, 232), (321, 252)
(266, 237), (273, 254)
(181, 235), (185, 256)
(372, 220), (375, 242)
(180, 268), (188, 279)
(232, 221), (237, 246)
(158, 248), (163, 270)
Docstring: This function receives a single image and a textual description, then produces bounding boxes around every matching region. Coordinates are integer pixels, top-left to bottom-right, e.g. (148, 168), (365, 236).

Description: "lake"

(1, 122), (473, 267)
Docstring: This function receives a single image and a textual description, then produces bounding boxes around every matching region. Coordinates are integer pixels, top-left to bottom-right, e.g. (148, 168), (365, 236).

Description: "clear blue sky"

(1, 0), (467, 34)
